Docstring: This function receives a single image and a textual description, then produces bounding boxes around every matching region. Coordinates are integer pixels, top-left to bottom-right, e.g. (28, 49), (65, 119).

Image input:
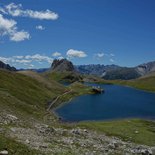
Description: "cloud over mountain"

(0, 54), (53, 68)
(52, 52), (62, 57)
(66, 49), (87, 58)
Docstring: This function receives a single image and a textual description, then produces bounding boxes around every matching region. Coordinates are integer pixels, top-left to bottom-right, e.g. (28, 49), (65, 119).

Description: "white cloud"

(0, 14), (30, 41)
(94, 51), (116, 62)
(0, 3), (58, 41)
(52, 52), (61, 57)
(36, 25), (45, 30)
(57, 56), (64, 60)
(96, 53), (104, 58)
(0, 3), (58, 20)
(110, 53), (115, 57)
(27, 10), (58, 20)
(15, 59), (32, 64)
(0, 54), (53, 68)
(109, 54), (115, 62)
(0, 14), (16, 32)
(28, 64), (34, 69)
(13, 55), (24, 59)
(10, 31), (30, 41)
(0, 7), (6, 14)
(0, 56), (11, 64)
(110, 58), (114, 62)
(25, 54), (53, 64)
(0, 56), (31, 65)
(66, 49), (87, 58)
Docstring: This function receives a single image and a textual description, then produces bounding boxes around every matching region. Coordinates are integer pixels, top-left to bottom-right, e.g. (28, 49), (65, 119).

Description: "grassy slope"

(43, 71), (83, 83)
(109, 76), (155, 92)
(0, 69), (66, 119)
(79, 119), (155, 146)
(0, 70), (72, 154)
(18, 70), (64, 90)
(139, 71), (155, 79)
(94, 73), (155, 92)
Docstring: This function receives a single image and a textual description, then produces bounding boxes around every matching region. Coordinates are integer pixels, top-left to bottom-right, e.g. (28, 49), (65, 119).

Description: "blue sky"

(0, 0), (155, 69)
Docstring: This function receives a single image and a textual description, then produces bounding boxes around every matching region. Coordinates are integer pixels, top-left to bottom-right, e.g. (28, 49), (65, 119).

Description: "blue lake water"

(55, 84), (155, 122)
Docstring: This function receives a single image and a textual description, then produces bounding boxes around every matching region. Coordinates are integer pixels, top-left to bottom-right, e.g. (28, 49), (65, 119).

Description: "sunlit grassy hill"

(43, 71), (83, 83)
(109, 74), (155, 92)
(0, 69), (66, 118)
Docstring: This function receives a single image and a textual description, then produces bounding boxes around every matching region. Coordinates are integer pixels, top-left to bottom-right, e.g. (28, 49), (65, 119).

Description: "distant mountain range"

(1, 59), (155, 80)
(76, 61), (155, 80)
(42, 59), (155, 80)
(75, 64), (120, 77)
(19, 68), (49, 73)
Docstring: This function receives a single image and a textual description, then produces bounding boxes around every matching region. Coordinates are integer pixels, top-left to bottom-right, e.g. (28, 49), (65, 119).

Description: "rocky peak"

(0, 61), (16, 71)
(51, 59), (75, 72)
(136, 61), (155, 75)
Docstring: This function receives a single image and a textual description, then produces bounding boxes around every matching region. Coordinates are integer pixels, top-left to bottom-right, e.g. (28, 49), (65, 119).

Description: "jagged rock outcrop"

(136, 61), (155, 76)
(50, 59), (82, 82)
(0, 61), (16, 71)
(51, 59), (75, 72)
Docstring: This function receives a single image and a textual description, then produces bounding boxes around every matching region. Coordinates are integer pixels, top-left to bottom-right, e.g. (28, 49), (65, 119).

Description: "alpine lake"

(55, 84), (155, 122)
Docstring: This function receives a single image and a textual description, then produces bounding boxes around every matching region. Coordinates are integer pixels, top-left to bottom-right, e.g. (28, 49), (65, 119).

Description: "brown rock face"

(51, 59), (75, 72)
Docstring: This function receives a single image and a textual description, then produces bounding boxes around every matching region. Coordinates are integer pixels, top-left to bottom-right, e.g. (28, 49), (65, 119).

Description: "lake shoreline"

(55, 84), (155, 122)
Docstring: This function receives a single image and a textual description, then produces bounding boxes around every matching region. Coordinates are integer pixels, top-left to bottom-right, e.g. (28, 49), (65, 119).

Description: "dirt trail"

(47, 89), (72, 111)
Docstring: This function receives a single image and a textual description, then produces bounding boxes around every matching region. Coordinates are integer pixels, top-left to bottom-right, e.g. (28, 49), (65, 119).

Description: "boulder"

(0, 150), (8, 155)
(141, 149), (152, 155)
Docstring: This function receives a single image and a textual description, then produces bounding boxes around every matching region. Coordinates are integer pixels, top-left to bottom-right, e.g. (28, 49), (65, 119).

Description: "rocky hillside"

(0, 114), (154, 155)
(76, 64), (120, 76)
(136, 61), (155, 76)
(103, 67), (141, 80)
(51, 59), (75, 72)
(0, 61), (16, 71)
(76, 61), (155, 80)
(45, 59), (83, 83)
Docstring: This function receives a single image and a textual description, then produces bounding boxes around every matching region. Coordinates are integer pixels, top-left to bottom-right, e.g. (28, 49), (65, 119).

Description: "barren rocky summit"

(51, 59), (75, 72)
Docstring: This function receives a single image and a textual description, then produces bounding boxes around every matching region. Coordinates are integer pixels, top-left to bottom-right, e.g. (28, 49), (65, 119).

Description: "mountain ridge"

(51, 59), (75, 72)
(0, 61), (16, 71)
(2, 59), (155, 80)
(76, 60), (155, 80)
